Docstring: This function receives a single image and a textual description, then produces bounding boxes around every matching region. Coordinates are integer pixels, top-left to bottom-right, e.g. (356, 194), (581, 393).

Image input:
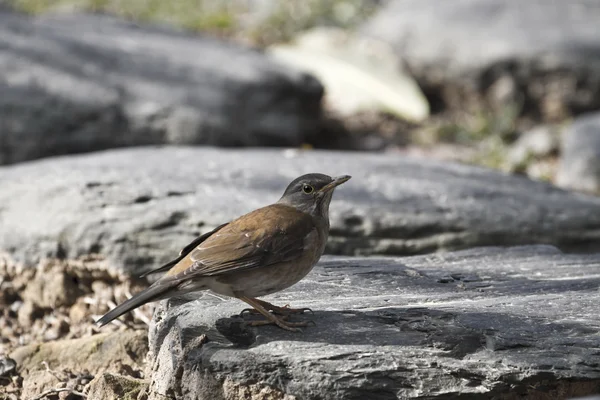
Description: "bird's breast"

(205, 224), (328, 299)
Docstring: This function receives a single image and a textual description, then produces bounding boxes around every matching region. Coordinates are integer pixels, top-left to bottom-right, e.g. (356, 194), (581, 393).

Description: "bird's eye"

(302, 184), (314, 194)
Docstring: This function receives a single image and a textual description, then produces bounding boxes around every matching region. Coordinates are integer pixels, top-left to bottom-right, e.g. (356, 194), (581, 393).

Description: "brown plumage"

(97, 173), (350, 331)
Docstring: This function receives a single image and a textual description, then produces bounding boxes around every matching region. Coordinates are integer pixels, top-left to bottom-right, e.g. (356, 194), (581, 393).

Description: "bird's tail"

(96, 281), (178, 327)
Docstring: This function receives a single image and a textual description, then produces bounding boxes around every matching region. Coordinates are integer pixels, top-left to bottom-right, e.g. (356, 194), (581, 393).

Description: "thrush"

(96, 173), (350, 332)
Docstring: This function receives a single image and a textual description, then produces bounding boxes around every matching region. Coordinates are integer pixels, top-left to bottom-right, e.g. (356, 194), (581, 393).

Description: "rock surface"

(557, 112), (600, 194)
(362, 0), (600, 119)
(147, 246), (600, 399)
(0, 8), (323, 165)
(2, 147), (600, 274)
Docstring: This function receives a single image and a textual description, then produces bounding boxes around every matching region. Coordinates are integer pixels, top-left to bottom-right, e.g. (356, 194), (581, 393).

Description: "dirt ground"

(0, 253), (153, 400)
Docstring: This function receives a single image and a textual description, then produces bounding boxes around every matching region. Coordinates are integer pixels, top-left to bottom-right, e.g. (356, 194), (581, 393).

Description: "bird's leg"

(240, 298), (313, 316)
(238, 296), (313, 332)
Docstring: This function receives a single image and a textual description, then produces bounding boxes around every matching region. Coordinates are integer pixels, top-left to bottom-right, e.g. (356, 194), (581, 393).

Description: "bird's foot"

(240, 299), (313, 317)
(246, 315), (316, 332)
(268, 303), (314, 316)
(238, 297), (315, 332)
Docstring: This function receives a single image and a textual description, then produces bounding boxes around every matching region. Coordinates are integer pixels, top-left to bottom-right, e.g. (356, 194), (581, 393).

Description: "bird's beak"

(319, 175), (351, 194)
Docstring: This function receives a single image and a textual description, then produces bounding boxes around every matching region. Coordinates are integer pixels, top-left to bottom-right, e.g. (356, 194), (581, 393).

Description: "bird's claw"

(239, 304), (313, 317)
(246, 315), (315, 332)
(239, 308), (259, 316)
(269, 304), (314, 316)
(294, 307), (314, 315)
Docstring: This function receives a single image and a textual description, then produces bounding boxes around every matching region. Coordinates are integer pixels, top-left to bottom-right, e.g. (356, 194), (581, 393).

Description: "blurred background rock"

(0, 0), (599, 195)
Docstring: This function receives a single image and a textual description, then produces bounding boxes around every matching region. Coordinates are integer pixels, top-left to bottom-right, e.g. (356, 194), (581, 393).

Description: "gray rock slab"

(2, 147), (600, 275)
(557, 112), (600, 194)
(362, 0), (600, 117)
(0, 9), (323, 165)
(146, 246), (600, 399)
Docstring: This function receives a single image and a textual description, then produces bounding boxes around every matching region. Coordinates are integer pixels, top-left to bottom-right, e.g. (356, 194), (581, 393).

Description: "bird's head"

(277, 173), (351, 219)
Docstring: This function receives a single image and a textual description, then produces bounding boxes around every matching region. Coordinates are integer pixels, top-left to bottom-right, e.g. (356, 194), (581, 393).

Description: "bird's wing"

(139, 222), (229, 278)
(164, 204), (318, 279)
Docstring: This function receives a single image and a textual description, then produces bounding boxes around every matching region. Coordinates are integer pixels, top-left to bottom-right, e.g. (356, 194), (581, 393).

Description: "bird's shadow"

(214, 308), (428, 347)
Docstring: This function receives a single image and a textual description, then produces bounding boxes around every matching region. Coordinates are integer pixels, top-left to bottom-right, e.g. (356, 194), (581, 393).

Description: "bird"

(96, 173), (351, 332)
